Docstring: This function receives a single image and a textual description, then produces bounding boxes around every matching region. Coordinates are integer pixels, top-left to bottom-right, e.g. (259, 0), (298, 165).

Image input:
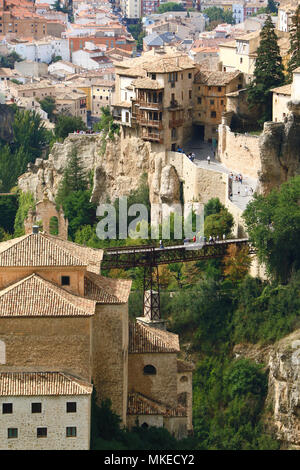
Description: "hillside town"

(0, 0), (300, 453)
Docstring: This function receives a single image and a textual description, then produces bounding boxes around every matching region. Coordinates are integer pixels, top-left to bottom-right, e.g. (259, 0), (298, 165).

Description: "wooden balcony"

(135, 100), (163, 111)
(168, 100), (183, 110)
(141, 132), (163, 143)
(138, 118), (163, 129)
(169, 119), (183, 128)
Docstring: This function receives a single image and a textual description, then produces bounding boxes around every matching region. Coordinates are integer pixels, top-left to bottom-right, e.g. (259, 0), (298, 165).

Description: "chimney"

(32, 225), (39, 234)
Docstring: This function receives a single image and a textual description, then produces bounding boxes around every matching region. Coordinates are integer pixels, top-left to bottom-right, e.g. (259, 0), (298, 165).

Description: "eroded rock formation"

(18, 133), (182, 211)
(258, 101), (300, 194)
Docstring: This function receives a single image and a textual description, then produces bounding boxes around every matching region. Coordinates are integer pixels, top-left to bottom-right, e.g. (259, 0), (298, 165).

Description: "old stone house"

(0, 200), (193, 449)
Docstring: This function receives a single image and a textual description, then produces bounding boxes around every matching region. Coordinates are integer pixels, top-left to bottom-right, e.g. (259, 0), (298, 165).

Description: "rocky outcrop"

(18, 132), (182, 211)
(234, 331), (300, 449)
(267, 330), (300, 449)
(258, 101), (300, 194)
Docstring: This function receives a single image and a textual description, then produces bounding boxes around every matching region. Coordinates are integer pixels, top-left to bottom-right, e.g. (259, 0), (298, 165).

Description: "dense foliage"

(0, 109), (51, 192)
(54, 114), (87, 140)
(0, 51), (22, 69)
(287, 5), (300, 82)
(156, 2), (185, 13)
(204, 7), (235, 27)
(243, 175), (300, 282)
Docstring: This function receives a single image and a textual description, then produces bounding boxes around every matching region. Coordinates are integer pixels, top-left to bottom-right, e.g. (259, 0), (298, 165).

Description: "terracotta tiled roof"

(177, 359), (195, 373)
(194, 69), (241, 86)
(271, 84), (291, 95)
(133, 77), (164, 90)
(129, 321), (180, 353)
(127, 392), (186, 417)
(0, 372), (93, 396)
(0, 273), (96, 317)
(84, 271), (131, 304)
(0, 232), (103, 272)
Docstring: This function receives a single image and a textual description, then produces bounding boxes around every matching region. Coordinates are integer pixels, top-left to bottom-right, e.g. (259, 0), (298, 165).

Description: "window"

(66, 426), (77, 437)
(189, 90), (192, 99)
(3, 403), (12, 414)
(210, 99), (214, 105)
(218, 86), (222, 92)
(211, 111), (216, 118)
(143, 364), (156, 375)
(31, 403), (42, 414)
(61, 276), (70, 286)
(240, 57), (243, 64)
(8, 428), (18, 439)
(66, 402), (77, 413)
(37, 427), (47, 438)
(197, 97), (202, 104)
(180, 375), (188, 383)
(221, 100), (224, 105)
(188, 73), (192, 79)
(151, 73), (156, 80)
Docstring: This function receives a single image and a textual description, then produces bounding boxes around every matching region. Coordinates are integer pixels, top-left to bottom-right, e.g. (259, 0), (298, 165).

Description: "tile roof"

(132, 77), (164, 90)
(84, 271), (132, 304)
(194, 69), (241, 86)
(271, 84), (291, 95)
(0, 273), (96, 317)
(117, 52), (195, 76)
(129, 321), (180, 353)
(0, 372), (93, 396)
(0, 232), (103, 272)
(127, 392), (186, 417)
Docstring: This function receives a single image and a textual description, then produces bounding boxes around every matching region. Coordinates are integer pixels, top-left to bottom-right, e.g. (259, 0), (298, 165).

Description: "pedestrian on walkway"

(207, 155), (211, 165)
(191, 152), (195, 161)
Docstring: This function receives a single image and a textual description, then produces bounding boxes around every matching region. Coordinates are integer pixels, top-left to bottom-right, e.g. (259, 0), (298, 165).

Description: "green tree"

(12, 109), (49, 163)
(243, 175), (300, 282)
(204, 197), (225, 218)
(267, 0), (278, 14)
(127, 19), (146, 50)
(204, 6), (235, 26)
(247, 15), (285, 124)
(39, 96), (56, 120)
(204, 208), (234, 238)
(287, 5), (300, 82)
(93, 106), (119, 139)
(156, 2), (185, 13)
(0, 195), (18, 233)
(54, 114), (87, 140)
(14, 191), (35, 236)
(0, 51), (22, 69)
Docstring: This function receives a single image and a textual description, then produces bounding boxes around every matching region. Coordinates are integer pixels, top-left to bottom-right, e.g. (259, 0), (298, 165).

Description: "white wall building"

(6, 38), (70, 64)
(232, 3), (244, 24)
(0, 372), (92, 450)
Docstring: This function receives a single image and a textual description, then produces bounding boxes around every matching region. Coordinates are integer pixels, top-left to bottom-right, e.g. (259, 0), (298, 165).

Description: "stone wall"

(0, 395), (91, 450)
(128, 353), (178, 408)
(92, 303), (128, 425)
(218, 123), (261, 179)
(0, 317), (91, 381)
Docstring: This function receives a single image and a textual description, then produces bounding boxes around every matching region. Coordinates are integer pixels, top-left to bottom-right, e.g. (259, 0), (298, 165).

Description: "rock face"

(18, 133), (182, 212)
(234, 331), (300, 449)
(258, 101), (300, 194)
(267, 330), (300, 449)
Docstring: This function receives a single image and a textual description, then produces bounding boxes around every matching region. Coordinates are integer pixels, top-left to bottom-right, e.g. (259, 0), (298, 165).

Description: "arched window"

(143, 364), (156, 375)
(0, 340), (6, 364)
(141, 422), (149, 429)
(180, 375), (188, 383)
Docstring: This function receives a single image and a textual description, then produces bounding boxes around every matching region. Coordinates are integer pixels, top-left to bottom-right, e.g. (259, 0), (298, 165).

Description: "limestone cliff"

(234, 331), (300, 449)
(258, 101), (300, 194)
(18, 133), (181, 211)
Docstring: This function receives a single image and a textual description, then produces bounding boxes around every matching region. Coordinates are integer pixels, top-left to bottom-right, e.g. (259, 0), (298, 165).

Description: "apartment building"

(193, 69), (243, 142)
(91, 80), (115, 117)
(55, 86), (88, 124)
(7, 37), (70, 64)
(0, 0), (48, 40)
(113, 50), (196, 150)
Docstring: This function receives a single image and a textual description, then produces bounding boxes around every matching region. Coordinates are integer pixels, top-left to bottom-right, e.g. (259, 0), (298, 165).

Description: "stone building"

(0, 222), (193, 448)
(193, 69), (243, 143)
(113, 49), (196, 150)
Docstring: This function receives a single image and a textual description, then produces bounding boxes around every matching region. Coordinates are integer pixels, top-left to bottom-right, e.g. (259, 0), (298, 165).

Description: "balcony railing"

(141, 132), (163, 143)
(138, 118), (163, 129)
(168, 100), (183, 110)
(169, 119), (183, 128)
(136, 100), (163, 110)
